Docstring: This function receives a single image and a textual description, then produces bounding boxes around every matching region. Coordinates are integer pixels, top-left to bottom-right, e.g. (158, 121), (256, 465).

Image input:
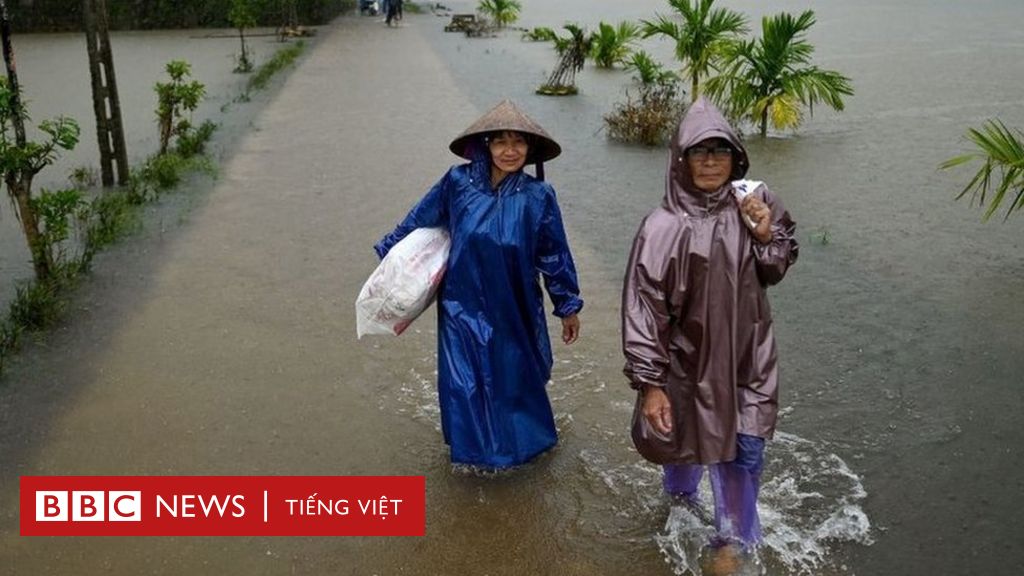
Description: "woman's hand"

(642, 385), (673, 435)
(741, 195), (773, 244)
(561, 314), (580, 344)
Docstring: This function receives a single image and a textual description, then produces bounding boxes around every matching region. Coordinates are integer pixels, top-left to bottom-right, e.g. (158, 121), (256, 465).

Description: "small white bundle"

(731, 179), (764, 230)
(356, 227), (450, 338)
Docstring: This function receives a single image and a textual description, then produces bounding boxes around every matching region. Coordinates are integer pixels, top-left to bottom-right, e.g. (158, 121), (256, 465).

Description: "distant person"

(385, 0), (402, 26)
(622, 97), (798, 557)
(374, 100), (583, 469)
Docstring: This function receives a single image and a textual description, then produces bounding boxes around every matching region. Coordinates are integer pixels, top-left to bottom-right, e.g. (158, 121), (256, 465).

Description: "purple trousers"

(662, 433), (766, 547)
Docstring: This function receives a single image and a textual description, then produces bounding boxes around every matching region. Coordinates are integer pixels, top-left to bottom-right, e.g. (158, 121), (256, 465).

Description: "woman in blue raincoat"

(374, 100), (584, 469)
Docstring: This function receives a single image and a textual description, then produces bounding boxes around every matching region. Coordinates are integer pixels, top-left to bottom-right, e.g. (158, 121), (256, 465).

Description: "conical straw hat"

(449, 100), (561, 163)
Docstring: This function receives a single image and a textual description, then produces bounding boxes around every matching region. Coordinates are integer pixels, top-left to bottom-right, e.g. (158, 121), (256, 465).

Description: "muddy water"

(1, 2), (1023, 575)
(0, 28), (282, 310)
(422, 0), (1024, 574)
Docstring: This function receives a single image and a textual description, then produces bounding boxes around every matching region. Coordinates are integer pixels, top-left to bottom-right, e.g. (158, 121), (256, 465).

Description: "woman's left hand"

(741, 195), (773, 244)
(561, 314), (580, 345)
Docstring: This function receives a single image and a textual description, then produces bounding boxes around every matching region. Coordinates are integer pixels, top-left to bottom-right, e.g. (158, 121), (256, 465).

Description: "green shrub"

(176, 120), (218, 158)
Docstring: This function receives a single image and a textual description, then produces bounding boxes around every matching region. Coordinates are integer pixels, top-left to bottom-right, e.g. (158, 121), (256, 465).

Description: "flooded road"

(1, 1), (1023, 575)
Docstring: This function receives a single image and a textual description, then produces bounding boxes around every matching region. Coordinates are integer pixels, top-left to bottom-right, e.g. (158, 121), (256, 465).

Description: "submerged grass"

(247, 41), (306, 94)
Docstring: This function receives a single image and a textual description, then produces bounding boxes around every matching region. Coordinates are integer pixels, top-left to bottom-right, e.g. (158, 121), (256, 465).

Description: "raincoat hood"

(666, 96), (750, 215)
(449, 100), (561, 180)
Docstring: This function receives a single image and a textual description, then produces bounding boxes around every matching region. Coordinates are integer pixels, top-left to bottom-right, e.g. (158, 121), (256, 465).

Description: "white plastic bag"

(356, 227), (450, 338)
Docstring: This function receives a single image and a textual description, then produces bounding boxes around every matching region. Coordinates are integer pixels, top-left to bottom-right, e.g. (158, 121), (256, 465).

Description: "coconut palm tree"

(641, 0), (747, 103)
(590, 21), (640, 69)
(477, 0), (521, 29)
(941, 120), (1024, 221)
(705, 10), (853, 137)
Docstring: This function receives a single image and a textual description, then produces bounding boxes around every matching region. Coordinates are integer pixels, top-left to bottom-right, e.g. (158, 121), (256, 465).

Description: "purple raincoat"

(622, 97), (798, 465)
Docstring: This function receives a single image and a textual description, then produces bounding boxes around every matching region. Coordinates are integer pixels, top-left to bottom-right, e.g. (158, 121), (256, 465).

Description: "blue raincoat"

(375, 148), (583, 468)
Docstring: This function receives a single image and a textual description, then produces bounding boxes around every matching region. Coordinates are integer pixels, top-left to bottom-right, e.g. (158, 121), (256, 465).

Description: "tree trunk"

(83, 0), (128, 187)
(0, 0), (26, 147)
(760, 107), (768, 138)
(1, 0), (50, 281)
(158, 113), (171, 154)
(240, 26), (248, 67)
(9, 178), (50, 280)
(691, 73), (699, 103)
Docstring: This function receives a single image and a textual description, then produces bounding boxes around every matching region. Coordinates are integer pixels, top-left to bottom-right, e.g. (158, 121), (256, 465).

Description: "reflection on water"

(384, 340), (872, 575)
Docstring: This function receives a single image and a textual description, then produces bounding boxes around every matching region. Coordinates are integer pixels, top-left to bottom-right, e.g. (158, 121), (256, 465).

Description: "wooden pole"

(83, 0), (128, 187)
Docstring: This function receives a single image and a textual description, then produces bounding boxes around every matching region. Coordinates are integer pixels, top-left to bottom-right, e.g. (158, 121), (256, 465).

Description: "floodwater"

(0, 28), (283, 311)
(419, 0), (1024, 574)
(1, 1), (1023, 575)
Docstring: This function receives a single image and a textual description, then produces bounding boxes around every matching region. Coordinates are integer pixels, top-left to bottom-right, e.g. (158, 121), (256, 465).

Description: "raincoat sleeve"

(535, 187), (584, 318)
(751, 186), (798, 286)
(373, 168), (452, 259)
(621, 218), (677, 390)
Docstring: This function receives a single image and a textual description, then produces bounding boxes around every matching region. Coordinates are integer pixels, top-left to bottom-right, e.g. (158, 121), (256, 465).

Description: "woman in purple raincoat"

(622, 97), (798, 549)
(376, 101), (583, 469)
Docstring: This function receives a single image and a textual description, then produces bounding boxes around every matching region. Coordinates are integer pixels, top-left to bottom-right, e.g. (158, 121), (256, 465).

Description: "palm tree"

(626, 50), (679, 88)
(705, 10), (853, 137)
(941, 120), (1024, 221)
(477, 0), (521, 29)
(537, 24), (592, 95)
(590, 21), (640, 69)
(641, 0), (747, 103)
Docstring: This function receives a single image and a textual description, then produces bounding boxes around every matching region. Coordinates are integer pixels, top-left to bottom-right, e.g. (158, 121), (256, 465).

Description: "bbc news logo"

(36, 491), (141, 522)
(21, 476), (425, 536)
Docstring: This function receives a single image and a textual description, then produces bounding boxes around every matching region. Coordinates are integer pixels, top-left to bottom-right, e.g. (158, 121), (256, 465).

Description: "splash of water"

(656, 431), (872, 575)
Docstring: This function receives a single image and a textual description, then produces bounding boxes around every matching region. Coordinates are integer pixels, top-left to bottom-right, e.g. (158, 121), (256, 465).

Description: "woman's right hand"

(642, 385), (673, 435)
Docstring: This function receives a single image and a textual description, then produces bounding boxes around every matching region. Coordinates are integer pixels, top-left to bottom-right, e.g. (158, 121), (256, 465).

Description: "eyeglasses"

(685, 146), (733, 162)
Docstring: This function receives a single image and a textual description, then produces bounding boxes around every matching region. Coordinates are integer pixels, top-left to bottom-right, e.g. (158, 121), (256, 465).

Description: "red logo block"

(20, 476), (425, 536)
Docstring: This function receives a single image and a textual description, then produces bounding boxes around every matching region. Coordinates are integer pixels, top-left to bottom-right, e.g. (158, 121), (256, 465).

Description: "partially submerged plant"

(477, 0), (520, 29)
(537, 24), (592, 96)
(229, 0), (258, 73)
(0, 76), (81, 282)
(604, 51), (686, 145)
(522, 26), (556, 42)
(155, 60), (206, 155)
(941, 119), (1024, 221)
(590, 21), (640, 69)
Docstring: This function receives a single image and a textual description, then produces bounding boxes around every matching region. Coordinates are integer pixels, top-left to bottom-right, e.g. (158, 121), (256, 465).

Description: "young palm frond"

(941, 120), (1024, 221)
(477, 0), (521, 29)
(626, 51), (679, 88)
(704, 10), (853, 136)
(590, 21), (641, 69)
(641, 0), (748, 102)
(522, 26), (557, 42)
